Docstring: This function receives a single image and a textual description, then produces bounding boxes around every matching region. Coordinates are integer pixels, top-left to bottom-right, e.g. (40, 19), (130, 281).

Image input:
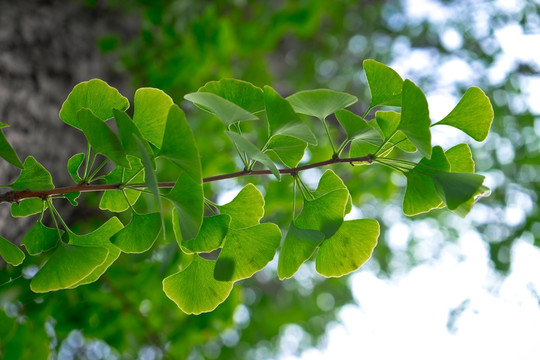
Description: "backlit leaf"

(114, 109), (154, 159)
(163, 255), (233, 315)
(295, 189), (349, 238)
(265, 135), (307, 168)
(59, 79), (129, 129)
(133, 88), (174, 148)
(374, 111), (416, 153)
(286, 89), (357, 120)
(21, 220), (62, 255)
(0, 236), (25, 266)
(316, 219), (379, 277)
(217, 184), (264, 229)
(184, 92), (258, 126)
(312, 170), (352, 214)
(433, 172), (486, 210)
(181, 215), (231, 253)
(199, 79), (264, 113)
(110, 212), (162, 253)
(99, 156), (144, 212)
(335, 109), (382, 143)
(433, 87), (494, 141)
(399, 80), (432, 159)
(363, 59), (403, 107)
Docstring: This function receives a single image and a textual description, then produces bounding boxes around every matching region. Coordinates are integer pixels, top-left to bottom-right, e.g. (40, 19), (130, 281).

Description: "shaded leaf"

(225, 131), (280, 180)
(374, 111), (416, 153)
(399, 80), (432, 159)
(59, 79), (129, 129)
(114, 109), (154, 159)
(184, 92), (258, 126)
(99, 156), (144, 212)
(110, 212), (162, 253)
(215, 223), (281, 281)
(286, 89), (357, 119)
(335, 109), (382, 143)
(316, 219), (379, 277)
(133, 88), (174, 148)
(10, 156), (54, 190)
(21, 220), (62, 255)
(265, 135), (307, 168)
(277, 224), (325, 280)
(181, 215), (231, 253)
(0, 124), (23, 169)
(217, 184), (264, 229)
(163, 255), (233, 315)
(295, 189), (349, 238)
(433, 87), (494, 141)
(363, 59), (403, 107)
(0, 236), (25, 266)
(199, 79), (264, 113)
(433, 172), (486, 210)
(67, 153), (85, 183)
(274, 122), (317, 145)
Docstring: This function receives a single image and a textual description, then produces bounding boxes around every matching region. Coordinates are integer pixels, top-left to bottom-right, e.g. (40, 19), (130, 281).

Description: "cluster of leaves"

(0, 60), (493, 314)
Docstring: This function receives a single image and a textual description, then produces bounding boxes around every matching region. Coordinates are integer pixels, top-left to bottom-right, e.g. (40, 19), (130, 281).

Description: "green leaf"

(163, 255), (233, 315)
(135, 136), (165, 237)
(295, 189), (349, 238)
(217, 184), (264, 229)
(399, 80), (432, 159)
(11, 199), (43, 217)
(363, 59), (404, 107)
(181, 215), (231, 253)
(445, 144), (475, 173)
(0, 125), (23, 169)
(160, 105), (202, 183)
(67, 217), (124, 287)
(286, 89), (357, 120)
(265, 135), (307, 168)
(78, 109), (130, 168)
(349, 138), (379, 158)
(225, 131), (280, 180)
(335, 109), (382, 143)
(374, 111), (416, 153)
(64, 192), (81, 206)
(264, 86), (317, 145)
(184, 92), (258, 126)
(10, 156), (54, 190)
(30, 242), (109, 293)
(67, 153), (85, 184)
(0, 236), (25, 266)
(59, 79), (129, 129)
(199, 79), (264, 113)
(433, 172), (486, 211)
(99, 156), (144, 212)
(312, 169), (352, 214)
(133, 88), (174, 148)
(164, 171), (204, 241)
(21, 220), (62, 255)
(113, 109), (154, 159)
(214, 223), (281, 282)
(316, 219), (379, 277)
(433, 87), (494, 141)
(277, 224), (325, 280)
(403, 146), (450, 216)
(110, 212), (162, 253)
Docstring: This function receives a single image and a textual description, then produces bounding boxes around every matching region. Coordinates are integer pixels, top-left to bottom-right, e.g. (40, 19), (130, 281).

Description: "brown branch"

(0, 155), (372, 204)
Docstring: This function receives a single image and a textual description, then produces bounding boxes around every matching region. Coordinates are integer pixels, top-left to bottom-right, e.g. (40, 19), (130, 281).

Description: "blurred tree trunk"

(0, 0), (136, 241)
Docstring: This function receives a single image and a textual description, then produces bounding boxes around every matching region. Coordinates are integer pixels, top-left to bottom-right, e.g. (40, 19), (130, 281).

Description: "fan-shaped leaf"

(199, 79), (264, 113)
(10, 156), (54, 190)
(99, 156), (144, 212)
(11, 199), (43, 217)
(295, 189), (349, 238)
(433, 172), (486, 210)
(399, 80), (432, 159)
(181, 214), (231, 253)
(0, 236), (25, 266)
(21, 220), (62, 255)
(133, 88), (174, 148)
(265, 135), (307, 168)
(184, 92), (258, 126)
(286, 89), (357, 119)
(114, 109), (153, 159)
(217, 184), (264, 229)
(363, 59), (403, 107)
(335, 109), (382, 143)
(110, 212), (162, 253)
(0, 124), (23, 169)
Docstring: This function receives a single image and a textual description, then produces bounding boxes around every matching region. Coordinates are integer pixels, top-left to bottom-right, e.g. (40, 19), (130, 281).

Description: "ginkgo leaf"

(133, 88), (174, 148)
(214, 223), (281, 282)
(433, 172), (486, 210)
(114, 109), (154, 159)
(184, 92), (258, 126)
(295, 189), (349, 238)
(286, 89), (357, 120)
(399, 80), (432, 159)
(110, 212), (162, 253)
(373, 111), (416, 153)
(10, 156), (54, 190)
(163, 255), (233, 315)
(0, 236), (25, 266)
(312, 169), (352, 215)
(433, 87), (494, 142)
(0, 124), (23, 169)
(335, 109), (382, 143)
(316, 219), (379, 277)
(363, 59), (404, 107)
(277, 224), (325, 280)
(199, 79), (265, 113)
(11, 199), (43, 218)
(99, 156), (144, 212)
(225, 131), (280, 180)
(21, 220), (62, 255)
(59, 79), (129, 129)
(181, 214), (231, 253)
(78, 108), (130, 168)
(265, 135), (307, 168)
(217, 184), (264, 229)
(67, 153), (85, 183)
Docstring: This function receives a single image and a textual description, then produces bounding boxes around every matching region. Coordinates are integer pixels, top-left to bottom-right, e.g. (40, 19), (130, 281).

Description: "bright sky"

(277, 1), (540, 359)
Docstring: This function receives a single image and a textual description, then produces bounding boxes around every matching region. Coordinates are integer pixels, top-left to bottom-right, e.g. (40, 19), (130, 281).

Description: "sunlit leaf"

(10, 156), (54, 190)
(59, 79), (129, 129)
(133, 88), (174, 148)
(21, 220), (62, 255)
(0, 123), (23, 169)
(199, 79), (264, 113)
(11, 199), (43, 217)
(99, 156), (144, 212)
(403, 146), (450, 216)
(110, 212), (162, 253)
(215, 223), (281, 281)
(265, 135), (307, 168)
(295, 189), (349, 238)
(217, 184), (264, 229)
(67, 153), (85, 184)
(433, 87), (494, 141)
(316, 219), (379, 277)
(78, 109), (130, 168)
(363, 59), (403, 107)
(286, 89), (357, 119)
(225, 131), (280, 180)
(30, 242), (109, 293)
(335, 109), (382, 143)
(277, 223), (325, 280)
(184, 92), (258, 126)
(181, 214), (231, 253)
(399, 79), (432, 159)
(374, 111), (416, 153)
(445, 143), (475, 173)
(163, 255), (233, 315)
(114, 109), (154, 159)
(0, 235), (25, 266)
(312, 169), (352, 214)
